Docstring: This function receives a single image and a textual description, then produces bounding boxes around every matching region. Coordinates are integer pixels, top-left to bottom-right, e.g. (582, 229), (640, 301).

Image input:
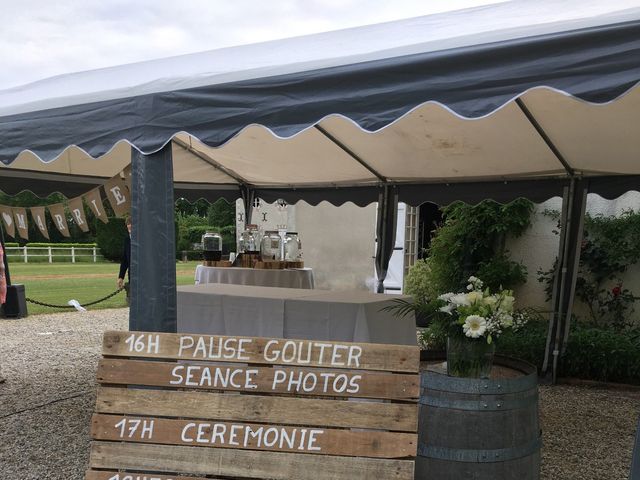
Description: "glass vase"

(446, 335), (496, 378)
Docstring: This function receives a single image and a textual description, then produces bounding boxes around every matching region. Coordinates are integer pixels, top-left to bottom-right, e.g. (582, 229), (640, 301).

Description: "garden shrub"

(421, 199), (533, 296)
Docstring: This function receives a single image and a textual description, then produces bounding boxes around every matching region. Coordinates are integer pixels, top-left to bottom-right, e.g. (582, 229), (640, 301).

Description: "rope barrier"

(26, 287), (125, 309)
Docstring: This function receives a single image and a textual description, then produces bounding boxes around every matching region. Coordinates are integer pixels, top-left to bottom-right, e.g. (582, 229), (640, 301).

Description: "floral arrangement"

(437, 276), (527, 343)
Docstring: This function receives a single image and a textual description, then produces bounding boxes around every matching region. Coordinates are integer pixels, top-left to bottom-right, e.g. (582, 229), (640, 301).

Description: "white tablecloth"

(177, 284), (417, 346)
(194, 265), (315, 289)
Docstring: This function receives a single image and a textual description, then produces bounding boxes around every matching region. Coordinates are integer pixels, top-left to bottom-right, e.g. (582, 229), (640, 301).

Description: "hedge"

(496, 320), (640, 385)
(4, 242), (97, 248)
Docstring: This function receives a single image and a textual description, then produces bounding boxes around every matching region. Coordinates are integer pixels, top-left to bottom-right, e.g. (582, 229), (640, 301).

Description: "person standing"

(117, 216), (131, 304)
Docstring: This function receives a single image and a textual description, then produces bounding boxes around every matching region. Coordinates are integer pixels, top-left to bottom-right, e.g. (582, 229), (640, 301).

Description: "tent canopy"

(1, 0), (639, 206)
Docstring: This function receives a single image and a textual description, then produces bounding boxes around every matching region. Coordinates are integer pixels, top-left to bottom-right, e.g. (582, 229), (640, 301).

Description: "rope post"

(93, 247), (97, 263)
(48, 246), (52, 263)
(23, 245), (27, 263)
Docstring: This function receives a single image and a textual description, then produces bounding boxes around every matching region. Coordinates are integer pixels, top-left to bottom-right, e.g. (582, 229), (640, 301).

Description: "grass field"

(5, 261), (200, 315)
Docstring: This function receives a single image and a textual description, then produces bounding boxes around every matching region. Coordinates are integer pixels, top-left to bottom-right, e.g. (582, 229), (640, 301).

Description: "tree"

(207, 199), (235, 227)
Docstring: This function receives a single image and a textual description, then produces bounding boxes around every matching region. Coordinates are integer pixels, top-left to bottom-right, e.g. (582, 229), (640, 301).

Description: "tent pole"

(559, 181), (588, 356)
(541, 185), (569, 378)
(551, 179), (587, 382)
(551, 179), (576, 383)
(541, 178), (587, 382)
(241, 186), (255, 227)
(375, 185), (398, 294)
(130, 144), (177, 332)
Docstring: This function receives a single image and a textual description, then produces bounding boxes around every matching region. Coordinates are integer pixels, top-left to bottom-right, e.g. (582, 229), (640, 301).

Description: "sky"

(0, 0), (505, 90)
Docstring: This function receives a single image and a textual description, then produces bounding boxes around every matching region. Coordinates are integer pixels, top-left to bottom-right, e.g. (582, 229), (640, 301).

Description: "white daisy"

(463, 315), (487, 338)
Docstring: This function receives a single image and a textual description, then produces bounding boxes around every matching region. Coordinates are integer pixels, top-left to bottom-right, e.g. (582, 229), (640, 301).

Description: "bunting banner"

(12, 207), (29, 240)
(104, 176), (131, 217)
(84, 187), (108, 223)
(0, 170), (135, 240)
(48, 203), (71, 237)
(30, 206), (50, 239)
(68, 197), (90, 232)
(0, 204), (16, 238)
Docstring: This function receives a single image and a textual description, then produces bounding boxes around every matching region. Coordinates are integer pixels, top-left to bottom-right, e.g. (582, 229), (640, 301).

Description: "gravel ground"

(0, 309), (638, 479)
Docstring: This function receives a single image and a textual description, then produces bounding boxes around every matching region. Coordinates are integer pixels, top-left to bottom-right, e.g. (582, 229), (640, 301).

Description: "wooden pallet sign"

(86, 331), (420, 480)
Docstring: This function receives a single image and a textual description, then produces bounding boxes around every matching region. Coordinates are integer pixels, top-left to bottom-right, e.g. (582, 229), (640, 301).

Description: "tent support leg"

(241, 186), (255, 227)
(375, 185), (398, 294)
(130, 144), (177, 332)
(541, 178), (587, 382)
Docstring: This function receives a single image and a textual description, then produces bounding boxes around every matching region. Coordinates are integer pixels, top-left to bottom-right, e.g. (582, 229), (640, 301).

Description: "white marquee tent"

(1, 0), (639, 380)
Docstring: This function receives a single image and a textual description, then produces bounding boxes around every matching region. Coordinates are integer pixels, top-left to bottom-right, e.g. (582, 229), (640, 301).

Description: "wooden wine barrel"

(416, 354), (541, 480)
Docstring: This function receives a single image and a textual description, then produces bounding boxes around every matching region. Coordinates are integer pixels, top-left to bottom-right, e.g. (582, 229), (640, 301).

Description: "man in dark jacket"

(117, 216), (131, 302)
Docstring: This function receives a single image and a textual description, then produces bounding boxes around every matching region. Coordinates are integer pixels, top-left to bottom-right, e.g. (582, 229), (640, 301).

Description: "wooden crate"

(254, 260), (304, 269)
(85, 331), (420, 480)
(202, 260), (233, 267)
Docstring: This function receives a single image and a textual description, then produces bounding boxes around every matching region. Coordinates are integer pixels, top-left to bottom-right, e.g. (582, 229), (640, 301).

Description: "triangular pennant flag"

(104, 175), (131, 217)
(67, 197), (89, 232)
(48, 203), (70, 237)
(0, 204), (16, 238)
(30, 206), (50, 239)
(12, 207), (29, 240)
(84, 188), (108, 223)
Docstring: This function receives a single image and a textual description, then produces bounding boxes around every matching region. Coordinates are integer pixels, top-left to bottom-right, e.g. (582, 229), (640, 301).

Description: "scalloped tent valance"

(1, 0), (639, 206)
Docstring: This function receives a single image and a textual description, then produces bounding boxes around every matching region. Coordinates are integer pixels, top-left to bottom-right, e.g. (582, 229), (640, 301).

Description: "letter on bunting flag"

(48, 203), (70, 237)
(30, 206), (50, 239)
(0, 205), (16, 238)
(12, 207), (29, 240)
(104, 175), (130, 217)
(83, 188), (108, 223)
(68, 197), (89, 232)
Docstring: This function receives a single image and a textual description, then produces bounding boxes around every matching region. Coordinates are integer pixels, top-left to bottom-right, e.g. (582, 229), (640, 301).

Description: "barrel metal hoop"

(419, 389), (538, 411)
(418, 436), (542, 463)
(421, 371), (537, 394)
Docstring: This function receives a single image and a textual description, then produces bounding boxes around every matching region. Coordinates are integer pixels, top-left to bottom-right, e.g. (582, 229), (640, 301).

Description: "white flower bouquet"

(437, 276), (528, 377)
(437, 276), (526, 344)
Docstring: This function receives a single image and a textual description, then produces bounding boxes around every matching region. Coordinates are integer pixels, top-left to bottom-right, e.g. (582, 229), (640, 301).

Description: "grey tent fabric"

(130, 144), (177, 332)
(375, 186), (399, 293)
(0, 20), (638, 163)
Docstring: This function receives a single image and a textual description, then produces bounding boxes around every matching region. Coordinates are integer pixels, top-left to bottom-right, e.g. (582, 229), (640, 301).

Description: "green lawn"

(6, 261), (199, 315)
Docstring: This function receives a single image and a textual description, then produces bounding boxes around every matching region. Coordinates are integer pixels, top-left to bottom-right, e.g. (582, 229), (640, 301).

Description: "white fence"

(5, 246), (103, 263)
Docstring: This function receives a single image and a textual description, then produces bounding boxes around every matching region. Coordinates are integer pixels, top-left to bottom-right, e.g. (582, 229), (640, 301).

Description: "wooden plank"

(97, 359), (419, 400)
(103, 331), (419, 373)
(91, 413), (417, 458)
(90, 441), (415, 480)
(97, 387), (418, 431)
(85, 470), (213, 480)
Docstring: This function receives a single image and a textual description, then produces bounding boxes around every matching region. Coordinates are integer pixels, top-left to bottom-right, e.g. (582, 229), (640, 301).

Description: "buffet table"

(177, 284), (417, 345)
(194, 265), (315, 289)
